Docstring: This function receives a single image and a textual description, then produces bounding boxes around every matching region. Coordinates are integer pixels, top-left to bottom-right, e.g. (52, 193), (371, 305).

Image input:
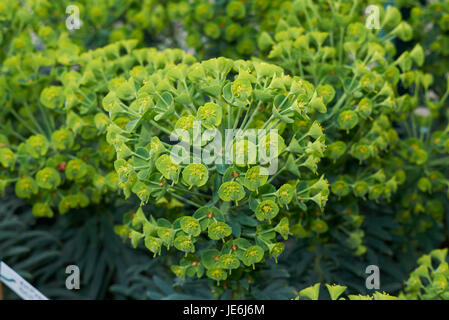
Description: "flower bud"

(15, 176), (38, 199)
(309, 94), (327, 114)
(226, 1), (246, 19)
(36, 167), (61, 190)
(255, 199), (279, 222)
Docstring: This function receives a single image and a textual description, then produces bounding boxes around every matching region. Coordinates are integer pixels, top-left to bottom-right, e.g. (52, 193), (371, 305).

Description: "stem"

(9, 108), (40, 136)
(324, 92), (348, 122)
(429, 156), (449, 167)
(314, 248), (325, 282)
(23, 102), (46, 135)
(171, 186), (211, 199)
(170, 192), (202, 208)
(150, 120), (172, 135)
(233, 105), (244, 130)
(267, 167), (285, 184)
(338, 27), (344, 66)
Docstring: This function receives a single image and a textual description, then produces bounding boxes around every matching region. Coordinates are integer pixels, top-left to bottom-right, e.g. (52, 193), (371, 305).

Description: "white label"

(0, 261), (48, 300)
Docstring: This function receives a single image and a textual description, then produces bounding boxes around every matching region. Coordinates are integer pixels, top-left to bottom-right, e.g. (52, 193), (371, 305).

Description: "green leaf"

(299, 283), (321, 300)
(325, 284), (347, 300)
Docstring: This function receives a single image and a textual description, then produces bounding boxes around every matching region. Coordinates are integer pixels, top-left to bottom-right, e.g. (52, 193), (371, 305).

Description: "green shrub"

(107, 57), (330, 280)
(1, 0), (449, 300)
(0, 32), (198, 216)
(294, 248), (449, 300)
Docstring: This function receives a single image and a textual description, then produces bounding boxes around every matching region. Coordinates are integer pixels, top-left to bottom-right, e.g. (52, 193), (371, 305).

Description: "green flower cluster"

(380, 0), (449, 254)
(402, 248), (449, 299)
(107, 57), (330, 279)
(0, 0), (175, 59)
(397, 0), (449, 94)
(0, 22), (196, 216)
(167, 0), (291, 59)
(294, 282), (402, 300)
(0, 0), (292, 62)
(252, 0), (422, 256)
(386, 78), (449, 247)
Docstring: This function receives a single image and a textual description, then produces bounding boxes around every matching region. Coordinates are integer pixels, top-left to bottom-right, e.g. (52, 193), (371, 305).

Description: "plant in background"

(401, 248), (449, 299)
(0, 188), (171, 300)
(379, 0), (449, 260)
(0, 0), (179, 56)
(260, 1), (418, 201)
(0, 0), (288, 61)
(386, 59), (449, 256)
(252, 0), (432, 265)
(397, 0), (449, 95)
(0, 27), (196, 217)
(265, 0), (449, 298)
(165, 0), (292, 59)
(293, 248), (449, 300)
(0, 32), (120, 217)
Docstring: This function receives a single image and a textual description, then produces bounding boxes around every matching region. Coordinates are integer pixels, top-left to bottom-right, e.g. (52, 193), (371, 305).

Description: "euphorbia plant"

(1, 0), (448, 300)
(165, 0), (292, 59)
(0, 0), (174, 57)
(0, 33), (196, 216)
(254, 0), (426, 256)
(386, 69), (449, 251)
(397, 0), (449, 95)
(106, 56), (331, 280)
